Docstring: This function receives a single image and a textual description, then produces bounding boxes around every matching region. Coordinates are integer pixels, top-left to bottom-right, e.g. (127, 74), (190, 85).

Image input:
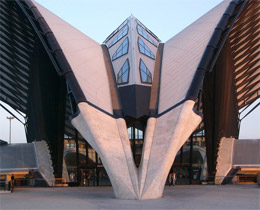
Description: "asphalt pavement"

(0, 184), (259, 209)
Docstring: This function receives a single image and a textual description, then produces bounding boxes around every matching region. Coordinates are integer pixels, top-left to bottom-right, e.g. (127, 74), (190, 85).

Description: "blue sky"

(34, 0), (225, 43)
(0, 0), (259, 143)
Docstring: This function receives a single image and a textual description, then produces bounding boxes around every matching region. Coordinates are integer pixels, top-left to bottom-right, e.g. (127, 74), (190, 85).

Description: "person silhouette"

(11, 174), (15, 192)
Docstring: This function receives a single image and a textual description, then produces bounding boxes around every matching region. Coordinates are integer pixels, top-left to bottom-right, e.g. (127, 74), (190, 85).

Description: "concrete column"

(72, 101), (201, 200)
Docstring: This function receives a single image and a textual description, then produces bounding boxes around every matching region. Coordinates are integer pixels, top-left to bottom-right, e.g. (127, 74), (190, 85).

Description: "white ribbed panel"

(33, 0), (113, 114)
(159, 1), (230, 113)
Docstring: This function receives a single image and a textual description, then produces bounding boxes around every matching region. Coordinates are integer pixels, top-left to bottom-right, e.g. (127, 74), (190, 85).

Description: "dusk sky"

(0, 0), (259, 143)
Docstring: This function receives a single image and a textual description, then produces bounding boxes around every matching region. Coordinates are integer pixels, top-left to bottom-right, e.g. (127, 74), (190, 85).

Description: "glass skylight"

(139, 59), (152, 83)
(117, 59), (130, 84)
(112, 37), (129, 61)
(137, 37), (155, 59)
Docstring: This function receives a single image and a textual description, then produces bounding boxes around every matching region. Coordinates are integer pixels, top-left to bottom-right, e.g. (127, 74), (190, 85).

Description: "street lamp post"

(6, 116), (14, 144)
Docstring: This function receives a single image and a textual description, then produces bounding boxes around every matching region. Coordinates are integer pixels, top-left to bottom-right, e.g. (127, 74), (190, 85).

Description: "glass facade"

(128, 126), (144, 166)
(137, 25), (157, 47)
(139, 59), (152, 83)
(112, 37), (129, 61)
(117, 59), (130, 84)
(108, 25), (129, 48)
(63, 123), (208, 186)
(64, 137), (111, 186)
(170, 123), (207, 185)
(137, 37), (155, 59)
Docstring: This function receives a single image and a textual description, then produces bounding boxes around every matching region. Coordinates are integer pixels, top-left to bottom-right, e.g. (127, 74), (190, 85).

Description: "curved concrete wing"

(136, 1), (229, 199)
(33, 0), (222, 200)
(1, 0), (259, 201)
(32, 0), (113, 114)
(159, 1), (230, 113)
(29, 0), (239, 200)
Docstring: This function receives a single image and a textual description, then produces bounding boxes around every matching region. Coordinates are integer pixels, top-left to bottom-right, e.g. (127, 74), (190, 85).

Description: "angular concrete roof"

(158, 1), (230, 113)
(1, 0), (259, 119)
(32, 0), (113, 114)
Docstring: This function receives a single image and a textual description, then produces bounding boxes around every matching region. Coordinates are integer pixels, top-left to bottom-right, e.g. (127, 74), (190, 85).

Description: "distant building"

(0, 0), (259, 199)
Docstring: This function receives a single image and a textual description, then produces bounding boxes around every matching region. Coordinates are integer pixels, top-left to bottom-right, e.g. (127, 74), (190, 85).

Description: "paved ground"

(0, 185), (259, 209)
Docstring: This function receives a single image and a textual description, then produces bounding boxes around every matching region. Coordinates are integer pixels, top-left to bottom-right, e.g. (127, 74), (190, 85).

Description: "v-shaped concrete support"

(71, 100), (202, 200)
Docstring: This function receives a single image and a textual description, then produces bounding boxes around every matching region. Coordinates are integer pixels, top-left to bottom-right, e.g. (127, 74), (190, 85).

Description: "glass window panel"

(128, 127), (144, 140)
(140, 61), (145, 69)
(136, 19), (161, 43)
(139, 59), (152, 84)
(139, 130), (143, 139)
(137, 25), (157, 47)
(104, 19), (128, 43)
(112, 37), (129, 61)
(137, 37), (155, 59)
(122, 72), (128, 82)
(141, 71), (147, 81)
(117, 59), (130, 84)
(123, 47), (127, 54)
(108, 25), (129, 48)
(140, 45), (145, 54)
(128, 127), (131, 138)
(123, 64), (128, 71)
(135, 128), (138, 139)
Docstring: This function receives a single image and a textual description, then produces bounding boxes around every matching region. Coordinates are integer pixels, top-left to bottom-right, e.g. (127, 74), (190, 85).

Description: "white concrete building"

(0, 0), (259, 200)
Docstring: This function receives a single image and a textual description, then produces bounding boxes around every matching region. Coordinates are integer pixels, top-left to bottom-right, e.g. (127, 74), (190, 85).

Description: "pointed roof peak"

(127, 13), (138, 19)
